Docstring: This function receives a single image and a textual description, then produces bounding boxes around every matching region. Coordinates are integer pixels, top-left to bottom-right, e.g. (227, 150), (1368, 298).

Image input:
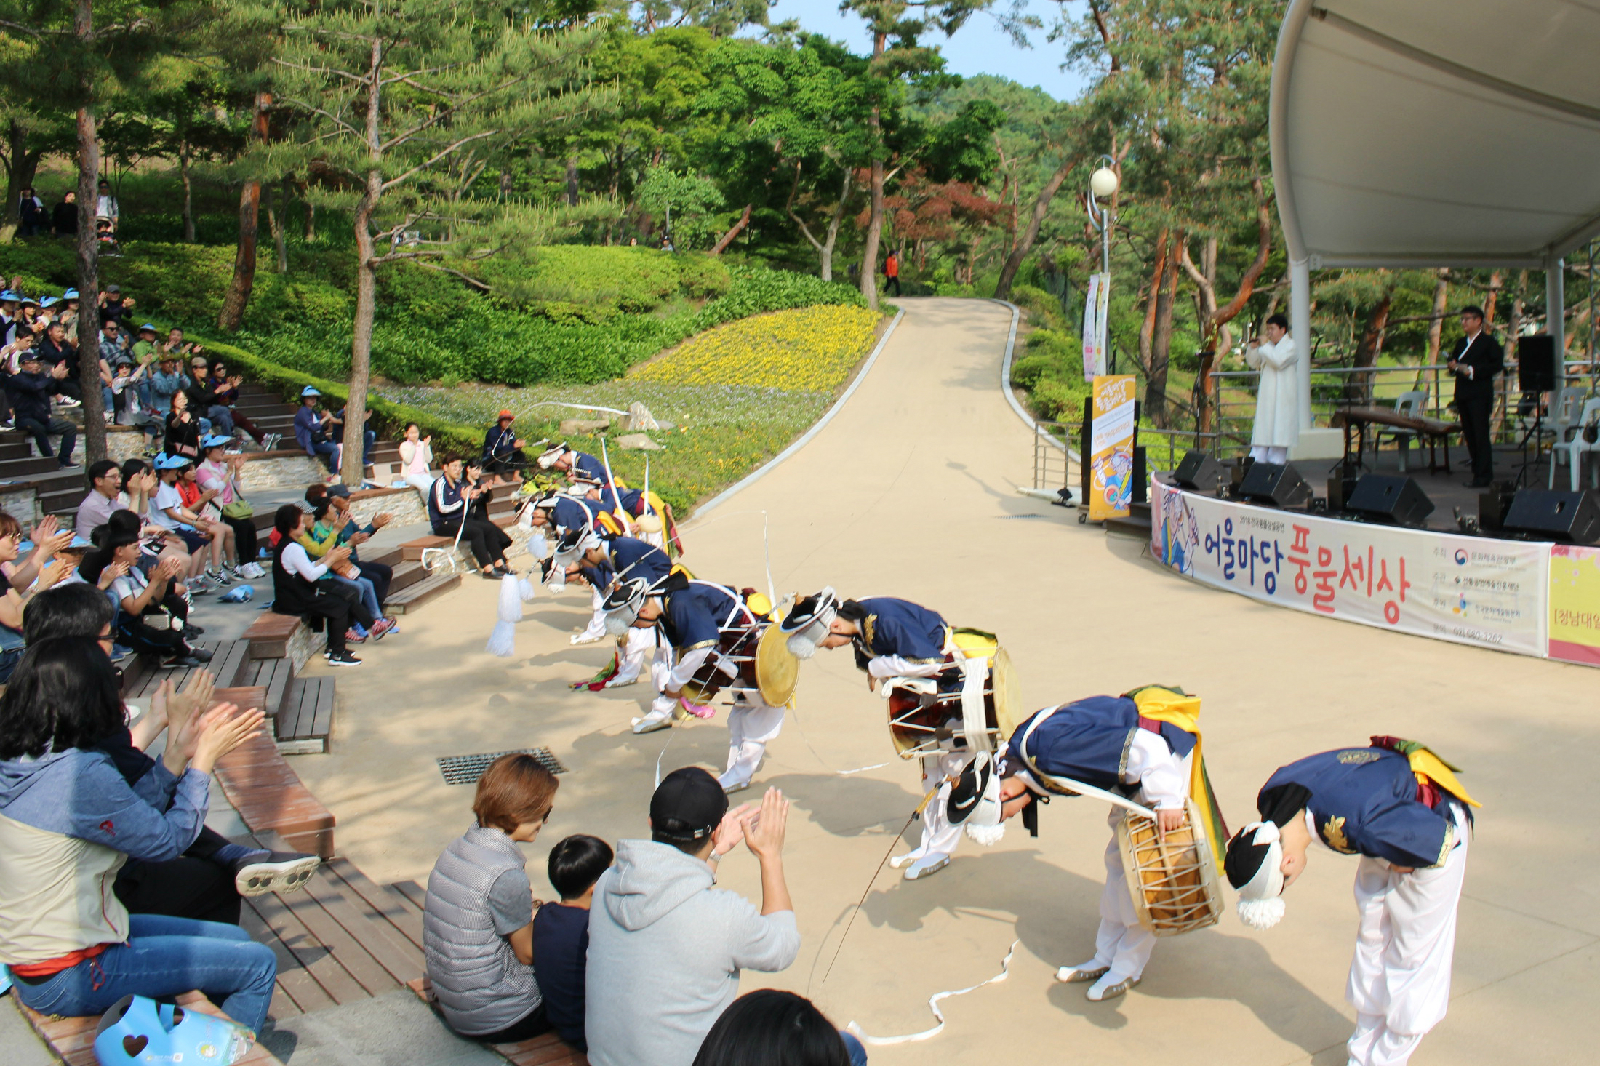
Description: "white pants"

(903, 751), (967, 861)
(1250, 445), (1288, 464)
(1089, 805), (1156, 982)
(404, 472), (433, 499)
(1345, 812), (1470, 1066)
(579, 587), (607, 640)
(720, 687), (785, 790)
(612, 625), (660, 686)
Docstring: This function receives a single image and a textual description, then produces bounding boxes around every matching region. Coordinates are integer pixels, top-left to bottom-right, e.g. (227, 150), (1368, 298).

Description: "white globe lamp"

(1089, 166), (1119, 200)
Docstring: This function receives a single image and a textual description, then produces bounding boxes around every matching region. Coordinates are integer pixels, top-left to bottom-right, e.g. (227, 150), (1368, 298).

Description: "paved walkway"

(283, 298), (1597, 1065)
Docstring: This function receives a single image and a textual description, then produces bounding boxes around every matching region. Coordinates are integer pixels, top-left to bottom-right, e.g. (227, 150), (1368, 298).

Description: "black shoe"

(480, 569), (500, 580)
(161, 655), (204, 669)
(185, 624), (206, 636)
(325, 650), (362, 667)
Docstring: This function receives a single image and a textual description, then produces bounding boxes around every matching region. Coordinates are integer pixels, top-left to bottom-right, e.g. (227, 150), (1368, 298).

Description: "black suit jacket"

(1448, 331), (1503, 402)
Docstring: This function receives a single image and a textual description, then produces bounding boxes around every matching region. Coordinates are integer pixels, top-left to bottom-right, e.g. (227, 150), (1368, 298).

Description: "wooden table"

(1330, 406), (1460, 474)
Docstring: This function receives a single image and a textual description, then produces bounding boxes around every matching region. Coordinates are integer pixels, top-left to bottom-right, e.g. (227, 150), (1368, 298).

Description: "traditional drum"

(677, 590), (779, 707)
(886, 634), (1018, 759)
(755, 621), (800, 706)
(1116, 799), (1224, 936)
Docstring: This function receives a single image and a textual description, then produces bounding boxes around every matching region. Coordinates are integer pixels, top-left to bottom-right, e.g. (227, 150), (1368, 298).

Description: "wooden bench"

(213, 727), (335, 858)
(244, 613), (305, 659)
(385, 570), (461, 615)
(400, 534), (453, 562)
(17, 991), (285, 1066)
(276, 677), (335, 754)
(238, 833), (426, 1020)
(406, 977), (589, 1066)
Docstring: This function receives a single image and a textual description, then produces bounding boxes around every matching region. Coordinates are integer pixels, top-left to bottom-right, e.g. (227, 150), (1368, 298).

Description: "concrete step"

(0, 455), (64, 478)
(384, 570), (460, 614)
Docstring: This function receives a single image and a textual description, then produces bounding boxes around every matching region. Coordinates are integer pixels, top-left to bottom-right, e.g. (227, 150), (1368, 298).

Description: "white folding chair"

(1547, 387), (1590, 488)
(1560, 397), (1600, 491)
(1374, 390), (1428, 471)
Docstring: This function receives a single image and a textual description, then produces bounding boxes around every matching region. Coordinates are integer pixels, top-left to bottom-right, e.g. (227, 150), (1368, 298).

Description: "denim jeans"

(331, 573), (381, 622)
(308, 440), (338, 473)
(841, 1030), (868, 1065)
(207, 405), (235, 436)
(8, 914), (277, 1035)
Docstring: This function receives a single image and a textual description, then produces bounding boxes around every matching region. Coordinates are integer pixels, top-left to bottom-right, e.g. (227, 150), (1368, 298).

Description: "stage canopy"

(1272, 0), (1600, 272)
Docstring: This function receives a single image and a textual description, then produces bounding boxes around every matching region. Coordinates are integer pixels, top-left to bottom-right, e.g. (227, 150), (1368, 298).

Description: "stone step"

(384, 570), (460, 614)
(0, 454), (64, 478)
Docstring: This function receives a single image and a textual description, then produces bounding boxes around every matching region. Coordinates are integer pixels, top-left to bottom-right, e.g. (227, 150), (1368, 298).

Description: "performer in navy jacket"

(535, 442), (606, 486)
(781, 590), (977, 882)
(1224, 739), (1479, 1066)
(566, 535), (673, 691)
(603, 575), (784, 794)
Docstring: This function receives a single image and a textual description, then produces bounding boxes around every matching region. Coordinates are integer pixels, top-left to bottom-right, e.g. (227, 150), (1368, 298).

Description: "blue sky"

(766, 0), (1091, 101)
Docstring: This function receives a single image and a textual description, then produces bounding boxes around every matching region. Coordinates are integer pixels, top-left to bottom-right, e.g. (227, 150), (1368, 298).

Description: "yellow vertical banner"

(1089, 375), (1137, 522)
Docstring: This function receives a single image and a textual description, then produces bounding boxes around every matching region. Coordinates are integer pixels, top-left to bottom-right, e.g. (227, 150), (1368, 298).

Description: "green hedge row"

(1010, 327), (1091, 422)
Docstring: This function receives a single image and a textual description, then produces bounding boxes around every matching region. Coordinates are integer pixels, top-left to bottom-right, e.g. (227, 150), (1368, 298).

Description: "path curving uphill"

(300, 297), (1599, 1065)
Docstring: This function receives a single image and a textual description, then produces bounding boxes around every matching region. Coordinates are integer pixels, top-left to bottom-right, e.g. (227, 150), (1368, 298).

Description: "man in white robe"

(1245, 313), (1298, 464)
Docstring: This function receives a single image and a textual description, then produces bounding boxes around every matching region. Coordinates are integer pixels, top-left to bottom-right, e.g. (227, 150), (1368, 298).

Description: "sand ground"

(289, 297), (1600, 1066)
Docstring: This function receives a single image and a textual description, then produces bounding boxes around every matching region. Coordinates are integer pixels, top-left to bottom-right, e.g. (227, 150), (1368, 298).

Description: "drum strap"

(1015, 706), (1152, 816)
(957, 657), (991, 753)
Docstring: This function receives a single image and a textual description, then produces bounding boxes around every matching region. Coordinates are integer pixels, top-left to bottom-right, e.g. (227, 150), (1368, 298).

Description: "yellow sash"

(1127, 686), (1228, 860)
(1408, 748), (1481, 808)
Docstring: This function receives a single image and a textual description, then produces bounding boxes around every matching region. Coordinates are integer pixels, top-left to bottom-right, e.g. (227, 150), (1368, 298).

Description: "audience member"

(429, 457), (512, 579)
(692, 990), (867, 1066)
(532, 834), (613, 1053)
(165, 390), (203, 459)
(148, 454), (214, 588)
(107, 359), (163, 452)
(96, 179), (120, 237)
(6, 350), (77, 467)
(77, 459), (126, 539)
(177, 448), (239, 581)
(207, 359), (271, 449)
(149, 351), (190, 417)
(38, 321), (82, 403)
(305, 482), (396, 613)
(295, 498), (393, 642)
(0, 637), (277, 1035)
(79, 528), (211, 669)
(197, 439), (264, 577)
(50, 190), (77, 237)
(98, 316), (130, 369)
(269, 503), (369, 667)
(424, 753), (560, 1042)
(294, 386), (339, 475)
(482, 410), (527, 483)
(16, 185), (45, 237)
(19, 584), (320, 919)
(585, 769), (799, 1066)
(330, 404), (376, 472)
(398, 422), (435, 497)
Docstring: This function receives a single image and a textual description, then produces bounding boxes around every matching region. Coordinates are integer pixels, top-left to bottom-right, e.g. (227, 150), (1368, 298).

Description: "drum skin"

(756, 623), (800, 706)
(1117, 799), (1224, 936)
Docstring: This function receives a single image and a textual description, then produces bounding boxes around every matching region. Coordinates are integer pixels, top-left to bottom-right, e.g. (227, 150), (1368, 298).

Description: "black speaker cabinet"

(1504, 489), (1600, 544)
(1174, 450), (1225, 494)
(1516, 335), (1557, 394)
(1345, 474), (1435, 528)
(1132, 446), (1148, 505)
(1478, 487), (1518, 532)
(1238, 462), (1312, 509)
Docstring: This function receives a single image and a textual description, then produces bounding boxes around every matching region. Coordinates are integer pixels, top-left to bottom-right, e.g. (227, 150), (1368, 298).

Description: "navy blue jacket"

(1005, 696), (1195, 796)
(1261, 747), (1458, 868)
(852, 597), (946, 670)
(660, 581), (743, 651)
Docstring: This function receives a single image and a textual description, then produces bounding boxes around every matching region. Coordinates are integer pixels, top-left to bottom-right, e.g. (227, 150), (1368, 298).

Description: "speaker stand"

(1513, 404), (1548, 489)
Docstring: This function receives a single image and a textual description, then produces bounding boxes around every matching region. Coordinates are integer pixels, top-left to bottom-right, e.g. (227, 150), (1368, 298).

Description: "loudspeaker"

(1503, 489), (1600, 544)
(1345, 474), (1434, 528)
(1238, 462), (1312, 509)
(1132, 446), (1148, 505)
(1477, 487), (1517, 532)
(1174, 450), (1225, 494)
(1517, 335), (1557, 393)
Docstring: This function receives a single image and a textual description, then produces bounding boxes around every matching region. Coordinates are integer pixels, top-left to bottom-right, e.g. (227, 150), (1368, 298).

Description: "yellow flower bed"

(632, 305), (880, 392)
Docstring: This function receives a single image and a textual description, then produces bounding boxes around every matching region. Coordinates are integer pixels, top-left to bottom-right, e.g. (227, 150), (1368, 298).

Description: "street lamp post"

(1082, 157), (1119, 379)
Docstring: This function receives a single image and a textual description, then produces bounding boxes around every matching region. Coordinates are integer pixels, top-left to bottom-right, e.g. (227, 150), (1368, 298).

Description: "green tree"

(265, 0), (605, 483)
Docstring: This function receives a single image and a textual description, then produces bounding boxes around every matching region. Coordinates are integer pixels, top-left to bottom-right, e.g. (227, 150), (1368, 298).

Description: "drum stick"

(818, 790), (934, 987)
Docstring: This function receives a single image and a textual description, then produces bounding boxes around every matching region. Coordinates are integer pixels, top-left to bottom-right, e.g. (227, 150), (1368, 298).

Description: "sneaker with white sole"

(1056, 962), (1110, 984)
(631, 712), (672, 734)
(1086, 973), (1140, 1001)
(902, 854), (950, 880)
(233, 851), (321, 897)
(326, 650), (362, 667)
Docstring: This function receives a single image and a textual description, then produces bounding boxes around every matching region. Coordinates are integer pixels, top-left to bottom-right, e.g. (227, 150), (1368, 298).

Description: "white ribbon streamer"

(846, 939), (1018, 1045)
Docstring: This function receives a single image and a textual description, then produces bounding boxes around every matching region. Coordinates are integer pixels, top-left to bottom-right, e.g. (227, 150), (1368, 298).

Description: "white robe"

(1246, 335), (1299, 448)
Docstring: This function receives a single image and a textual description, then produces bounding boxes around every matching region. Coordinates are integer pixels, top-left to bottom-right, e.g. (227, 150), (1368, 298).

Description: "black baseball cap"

(650, 767), (727, 842)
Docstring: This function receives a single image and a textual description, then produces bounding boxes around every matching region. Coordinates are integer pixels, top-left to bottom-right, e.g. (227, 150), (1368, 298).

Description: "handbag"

(1584, 421), (1598, 445)
(221, 500), (254, 520)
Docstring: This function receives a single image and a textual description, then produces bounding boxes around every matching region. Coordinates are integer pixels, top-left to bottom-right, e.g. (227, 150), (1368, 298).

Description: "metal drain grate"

(437, 748), (567, 786)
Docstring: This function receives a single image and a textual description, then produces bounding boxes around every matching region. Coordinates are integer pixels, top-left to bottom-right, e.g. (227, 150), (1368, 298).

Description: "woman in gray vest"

(423, 754), (559, 1042)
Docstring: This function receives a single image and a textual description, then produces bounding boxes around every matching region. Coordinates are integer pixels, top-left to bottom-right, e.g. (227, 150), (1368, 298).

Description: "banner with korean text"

(1548, 545), (1600, 665)
(1151, 480), (1549, 657)
(1088, 375), (1137, 522)
(1081, 272), (1109, 380)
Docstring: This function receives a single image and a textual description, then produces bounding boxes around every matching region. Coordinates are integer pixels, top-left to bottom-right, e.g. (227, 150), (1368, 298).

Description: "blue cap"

(19, 294), (37, 306)
(0, 291), (17, 302)
(300, 386), (321, 398)
(157, 454), (190, 470)
(62, 289), (78, 300)
(201, 434), (232, 449)
(39, 296), (58, 308)
(138, 322), (156, 332)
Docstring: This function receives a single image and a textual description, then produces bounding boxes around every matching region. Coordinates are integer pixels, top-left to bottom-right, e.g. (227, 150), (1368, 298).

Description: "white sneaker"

(570, 632), (604, 646)
(631, 713), (672, 735)
(1056, 962), (1110, 984)
(1086, 973), (1140, 1002)
(721, 779), (751, 795)
(888, 848), (927, 870)
(902, 854), (949, 881)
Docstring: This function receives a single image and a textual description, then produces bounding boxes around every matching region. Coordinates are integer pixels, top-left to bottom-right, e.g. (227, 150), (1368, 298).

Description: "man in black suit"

(1448, 305), (1503, 488)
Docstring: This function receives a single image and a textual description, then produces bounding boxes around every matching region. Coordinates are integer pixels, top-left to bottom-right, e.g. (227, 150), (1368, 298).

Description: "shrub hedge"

(1010, 327), (1091, 422)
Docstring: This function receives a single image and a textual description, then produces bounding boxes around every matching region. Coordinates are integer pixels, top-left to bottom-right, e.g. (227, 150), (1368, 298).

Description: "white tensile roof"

(1272, 0), (1600, 270)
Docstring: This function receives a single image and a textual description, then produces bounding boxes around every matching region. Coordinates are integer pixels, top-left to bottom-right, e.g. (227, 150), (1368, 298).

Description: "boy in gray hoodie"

(585, 767), (799, 1066)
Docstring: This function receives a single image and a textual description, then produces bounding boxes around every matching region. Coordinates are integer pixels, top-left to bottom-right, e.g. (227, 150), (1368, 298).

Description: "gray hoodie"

(585, 839), (799, 1066)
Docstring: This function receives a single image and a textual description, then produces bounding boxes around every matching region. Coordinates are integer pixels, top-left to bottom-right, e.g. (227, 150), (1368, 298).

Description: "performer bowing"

(536, 442), (608, 486)
(1223, 738), (1478, 1066)
(974, 686), (1227, 1002)
(568, 534), (677, 691)
(604, 575), (785, 794)
(780, 590), (1000, 882)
